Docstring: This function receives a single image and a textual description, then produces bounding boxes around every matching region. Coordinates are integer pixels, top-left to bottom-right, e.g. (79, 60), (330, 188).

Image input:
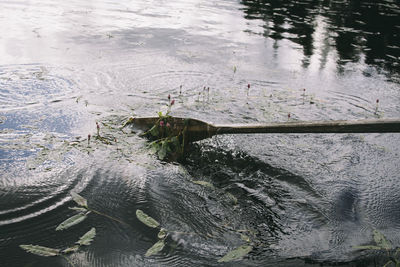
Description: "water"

(0, 0), (399, 266)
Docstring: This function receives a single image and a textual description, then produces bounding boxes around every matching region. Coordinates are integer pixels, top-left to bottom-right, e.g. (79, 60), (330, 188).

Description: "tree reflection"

(240, 0), (400, 77)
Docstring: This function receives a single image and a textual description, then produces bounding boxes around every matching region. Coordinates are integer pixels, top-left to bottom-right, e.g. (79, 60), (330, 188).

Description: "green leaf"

(62, 245), (80, 254)
(149, 141), (161, 154)
(218, 245), (252, 263)
(373, 229), (392, 249)
(353, 245), (382, 250)
(158, 228), (168, 239)
(165, 141), (172, 153)
(192, 180), (214, 189)
(20, 245), (60, 257)
(157, 142), (167, 160)
(69, 206), (88, 212)
(136, 209), (160, 228)
(56, 213), (88, 231)
(145, 240), (165, 257)
(149, 125), (159, 137)
(171, 136), (180, 148)
(71, 192), (88, 208)
(76, 227), (96, 246)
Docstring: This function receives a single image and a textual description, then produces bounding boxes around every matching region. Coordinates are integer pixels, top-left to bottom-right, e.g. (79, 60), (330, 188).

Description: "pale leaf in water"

(56, 213), (87, 231)
(145, 240), (165, 257)
(76, 228), (96, 246)
(69, 206), (87, 212)
(62, 245), (80, 254)
(353, 245), (382, 250)
(136, 209), (160, 228)
(158, 228), (168, 239)
(192, 180), (214, 189)
(71, 192), (88, 208)
(20, 245), (60, 257)
(218, 245), (252, 263)
(373, 230), (391, 249)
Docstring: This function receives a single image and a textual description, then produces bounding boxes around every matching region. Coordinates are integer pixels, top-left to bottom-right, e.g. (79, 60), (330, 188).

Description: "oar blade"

(125, 116), (216, 142)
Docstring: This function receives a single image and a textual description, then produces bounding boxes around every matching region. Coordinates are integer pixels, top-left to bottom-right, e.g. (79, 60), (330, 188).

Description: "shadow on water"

(0, 120), (398, 266)
(174, 141), (397, 267)
(240, 0), (400, 80)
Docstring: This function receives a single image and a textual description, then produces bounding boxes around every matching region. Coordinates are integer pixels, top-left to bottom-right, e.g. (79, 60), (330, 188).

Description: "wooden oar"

(129, 117), (400, 143)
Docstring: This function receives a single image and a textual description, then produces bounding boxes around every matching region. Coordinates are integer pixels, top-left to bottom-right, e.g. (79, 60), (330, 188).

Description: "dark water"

(0, 0), (399, 266)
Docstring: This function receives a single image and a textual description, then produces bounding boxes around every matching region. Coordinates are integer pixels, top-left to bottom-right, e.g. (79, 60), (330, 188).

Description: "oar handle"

(213, 119), (400, 134)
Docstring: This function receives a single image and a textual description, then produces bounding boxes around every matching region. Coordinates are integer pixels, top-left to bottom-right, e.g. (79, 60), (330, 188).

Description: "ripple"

(0, 64), (77, 111)
(0, 166), (86, 227)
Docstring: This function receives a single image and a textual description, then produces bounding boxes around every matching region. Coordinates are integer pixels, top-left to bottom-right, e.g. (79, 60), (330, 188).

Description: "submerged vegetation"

(13, 92), (397, 266)
(354, 230), (400, 267)
(9, 89), (394, 266)
(20, 192), (255, 264)
(142, 111), (186, 161)
(123, 95), (188, 161)
(20, 193), (97, 267)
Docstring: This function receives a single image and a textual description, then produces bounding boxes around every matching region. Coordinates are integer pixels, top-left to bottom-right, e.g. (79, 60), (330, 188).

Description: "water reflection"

(0, 0), (399, 266)
(240, 0), (400, 78)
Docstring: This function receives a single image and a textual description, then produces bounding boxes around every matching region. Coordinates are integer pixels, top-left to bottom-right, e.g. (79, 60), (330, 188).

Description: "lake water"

(0, 0), (400, 266)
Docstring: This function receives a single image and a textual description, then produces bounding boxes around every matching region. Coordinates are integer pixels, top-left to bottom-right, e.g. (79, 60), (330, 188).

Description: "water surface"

(1, 0), (399, 266)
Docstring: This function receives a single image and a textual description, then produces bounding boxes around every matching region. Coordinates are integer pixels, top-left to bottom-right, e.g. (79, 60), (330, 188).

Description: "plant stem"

(89, 208), (129, 226)
(168, 230), (214, 239)
(62, 255), (76, 267)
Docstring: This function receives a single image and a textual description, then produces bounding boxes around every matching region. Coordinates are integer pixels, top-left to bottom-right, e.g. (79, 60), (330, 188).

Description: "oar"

(128, 117), (400, 143)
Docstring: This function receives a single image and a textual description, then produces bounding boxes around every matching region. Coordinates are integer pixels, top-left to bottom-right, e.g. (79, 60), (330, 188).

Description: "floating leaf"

(240, 234), (251, 243)
(353, 245), (382, 250)
(62, 245), (80, 254)
(158, 228), (168, 239)
(218, 245), (252, 263)
(71, 192), (88, 208)
(76, 227), (96, 246)
(136, 209), (160, 228)
(149, 141), (160, 154)
(56, 213), (87, 231)
(145, 240), (165, 257)
(157, 141), (168, 160)
(192, 180), (214, 189)
(373, 229), (391, 249)
(20, 245), (60, 257)
(69, 206), (87, 212)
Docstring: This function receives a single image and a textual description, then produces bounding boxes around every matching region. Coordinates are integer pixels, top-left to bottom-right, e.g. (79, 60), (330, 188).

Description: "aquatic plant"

(354, 229), (400, 267)
(135, 208), (253, 261)
(20, 186), (255, 264)
(218, 245), (253, 263)
(19, 192), (123, 266)
(135, 209), (167, 256)
(20, 227), (96, 267)
(129, 96), (187, 161)
(56, 212), (89, 231)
